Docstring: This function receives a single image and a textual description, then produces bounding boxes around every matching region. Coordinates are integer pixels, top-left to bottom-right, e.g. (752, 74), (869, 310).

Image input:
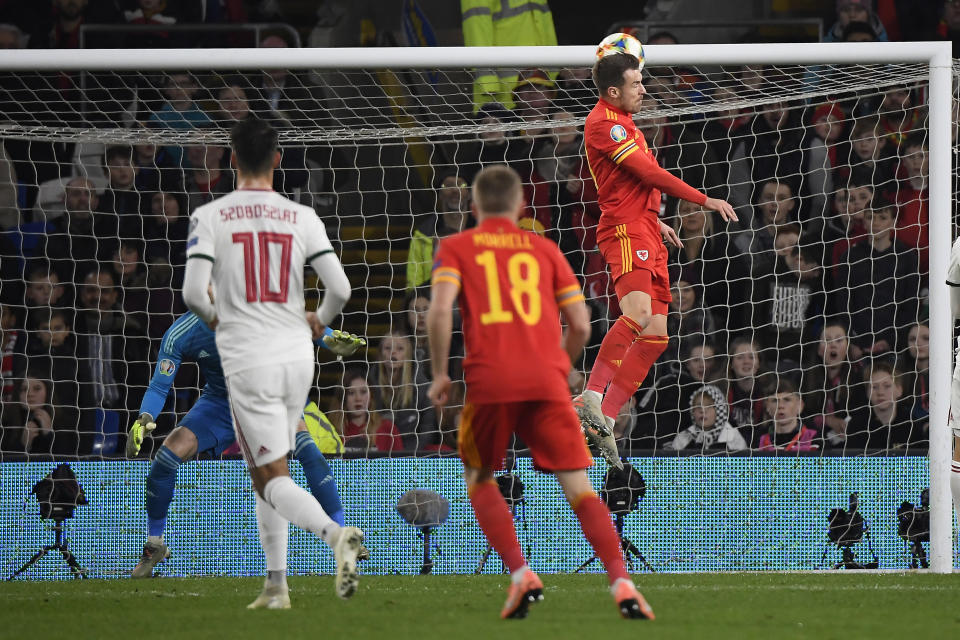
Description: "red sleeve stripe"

(555, 284), (581, 297)
(432, 266), (461, 280)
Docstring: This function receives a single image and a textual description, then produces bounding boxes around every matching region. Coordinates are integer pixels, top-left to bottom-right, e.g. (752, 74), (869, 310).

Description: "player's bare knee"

(295, 419), (308, 432)
(163, 426), (199, 460)
(463, 466), (493, 489)
(555, 470), (593, 504)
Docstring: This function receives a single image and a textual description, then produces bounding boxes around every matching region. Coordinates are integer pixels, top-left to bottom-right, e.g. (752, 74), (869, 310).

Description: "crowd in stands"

(0, 0), (952, 459)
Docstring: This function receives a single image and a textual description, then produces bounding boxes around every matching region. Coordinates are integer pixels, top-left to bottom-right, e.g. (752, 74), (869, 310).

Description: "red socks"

(469, 481), (525, 573)
(573, 492), (629, 585)
(586, 316), (643, 394)
(600, 335), (668, 419)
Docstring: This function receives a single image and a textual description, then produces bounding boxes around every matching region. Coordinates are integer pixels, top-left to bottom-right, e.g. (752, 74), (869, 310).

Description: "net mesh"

(0, 57), (952, 574)
(0, 61), (944, 457)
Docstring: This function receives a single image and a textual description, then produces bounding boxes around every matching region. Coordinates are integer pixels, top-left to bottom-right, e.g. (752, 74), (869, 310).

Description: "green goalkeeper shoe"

(131, 541), (170, 579)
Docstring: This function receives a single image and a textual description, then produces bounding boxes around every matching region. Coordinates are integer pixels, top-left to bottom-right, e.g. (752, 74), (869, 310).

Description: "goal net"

(0, 44), (955, 577)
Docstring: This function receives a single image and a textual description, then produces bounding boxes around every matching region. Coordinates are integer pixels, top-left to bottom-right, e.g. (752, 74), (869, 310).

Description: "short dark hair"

(765, 377), (800, 397)
(592, 53), (640, 96)
(870, 191), (896, 213)
(902, 132), (928, 151)
(472, 165), (522, 215)
(104, 145), (132, 165)
(230, 117), (278, 176)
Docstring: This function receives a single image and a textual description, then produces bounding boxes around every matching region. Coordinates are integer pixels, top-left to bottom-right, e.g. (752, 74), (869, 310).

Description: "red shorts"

(597, 223), (671, 305)
(458, 400), (593, 472)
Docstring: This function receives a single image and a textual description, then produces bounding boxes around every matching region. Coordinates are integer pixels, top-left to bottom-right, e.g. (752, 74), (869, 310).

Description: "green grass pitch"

(2, 573), (958, 639)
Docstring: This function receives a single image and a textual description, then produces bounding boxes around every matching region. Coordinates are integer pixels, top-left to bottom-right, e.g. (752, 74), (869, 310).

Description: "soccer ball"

(596, 32), (645, 71)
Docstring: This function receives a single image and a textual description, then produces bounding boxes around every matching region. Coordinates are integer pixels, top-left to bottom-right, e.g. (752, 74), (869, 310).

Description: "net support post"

(926, 41), (955, 574)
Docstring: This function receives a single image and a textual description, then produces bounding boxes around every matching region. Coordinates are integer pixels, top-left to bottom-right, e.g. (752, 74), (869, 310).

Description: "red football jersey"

(584, 98), (707, 240)
(432, 217), (585, 403)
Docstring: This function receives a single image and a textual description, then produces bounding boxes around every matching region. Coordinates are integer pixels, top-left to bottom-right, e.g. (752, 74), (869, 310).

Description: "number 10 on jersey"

(232, 231), (293, 303)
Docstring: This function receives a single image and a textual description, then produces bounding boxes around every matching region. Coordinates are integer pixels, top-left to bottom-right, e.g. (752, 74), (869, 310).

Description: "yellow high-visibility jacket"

(303, 401), (343, 455)
(461, 0), (557, 110)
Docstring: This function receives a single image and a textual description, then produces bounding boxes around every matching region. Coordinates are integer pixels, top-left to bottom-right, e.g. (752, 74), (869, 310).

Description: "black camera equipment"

(475, 473), (531, 574)
(396, 489), (449, 575)
(576, 463), (654, 573)
(819, 492), (878, 570)
(896, 488), (930, 568)
(8, 464), (89, 580)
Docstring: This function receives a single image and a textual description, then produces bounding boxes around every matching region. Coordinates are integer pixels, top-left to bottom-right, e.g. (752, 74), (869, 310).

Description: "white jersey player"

(182, 118), (363, 609)
(944, 237), (960, 529)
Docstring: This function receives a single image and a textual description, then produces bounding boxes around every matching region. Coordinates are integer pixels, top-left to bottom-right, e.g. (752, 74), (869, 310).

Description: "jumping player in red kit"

(574, 48), (738, 464)
(427, 165), (655, 621)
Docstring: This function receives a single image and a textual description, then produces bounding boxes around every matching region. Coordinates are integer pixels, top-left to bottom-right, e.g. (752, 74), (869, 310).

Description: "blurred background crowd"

(0, 0), (955, 459)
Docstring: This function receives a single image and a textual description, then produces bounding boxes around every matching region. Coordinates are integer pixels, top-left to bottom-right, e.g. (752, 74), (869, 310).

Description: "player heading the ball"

(573, 36), (738, 465)
(182, 117), (363, 609)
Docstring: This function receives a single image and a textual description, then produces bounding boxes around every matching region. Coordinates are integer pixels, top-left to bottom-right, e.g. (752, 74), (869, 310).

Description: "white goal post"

(0, 41), (952, 573)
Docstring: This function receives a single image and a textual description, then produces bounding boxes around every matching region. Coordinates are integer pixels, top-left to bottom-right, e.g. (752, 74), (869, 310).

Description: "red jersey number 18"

(231, 231), (293, 303)
(474, 250), (542, 326)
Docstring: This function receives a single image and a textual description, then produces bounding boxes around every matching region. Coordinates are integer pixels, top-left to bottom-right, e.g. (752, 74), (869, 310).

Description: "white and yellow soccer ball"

(596, 32), (645, 71)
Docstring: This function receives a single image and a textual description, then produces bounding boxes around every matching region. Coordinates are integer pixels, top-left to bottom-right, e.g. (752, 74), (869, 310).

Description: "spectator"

(669, 198), (748, 335)
(253, 35), (325, 129)
(822, 168), (872, 275)
(0, 369), (81, 456)
(844, 116), (896, 188)
(735, 178), (797, 278)
(935, 0), (960, 55)
(757, 379), (820, 452)
(634, 339), (721, 447)
(824, 0), (889, 42)
(182, 144), (234, 212)
(894, 133), (929, 270)
(144, 191), (188, 269)
(1, 301), (24, 401)
(842, 19), (882, 42)
(846, 362), (923, 453)
(122, 0), (201, 48)
(110, 239), (149, 327)
(212, 76), (307, 194)
(148, 72), (211, 130)
(754, 245), (826, 370)
(100, 146), (146, 238)
(131, 135), (164, 192)
(664, 276), (716, 365)
(802, 319), (864, 446)
(41, 177), (118, 283)
(30, 0), (121, 49)
(72, 267), (149, 419)
(667, 384), (748, 453)
(904, 322), (930, 423)
(833, 193), (920, 358)
(22, 263), (69, 312)
(406, 172), (471, 289)
(878, 85), (925, 149)
(23, 308), (90, 445)
(330, 368), (403, 454)
(369, 328), (435, 450)
(725, 336), (769, 438)
(805, 101), (845, 218)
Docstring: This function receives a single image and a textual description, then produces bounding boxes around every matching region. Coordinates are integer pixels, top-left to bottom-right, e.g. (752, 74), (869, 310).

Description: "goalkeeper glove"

(321, 328), (367, 357)
(126, 412), (156, 458)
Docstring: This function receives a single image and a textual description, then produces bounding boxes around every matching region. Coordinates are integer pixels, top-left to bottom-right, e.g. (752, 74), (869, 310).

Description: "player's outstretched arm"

(310, 252), (351, 326)
(426, 280), (457, 409)
(183, 257), (217, 327)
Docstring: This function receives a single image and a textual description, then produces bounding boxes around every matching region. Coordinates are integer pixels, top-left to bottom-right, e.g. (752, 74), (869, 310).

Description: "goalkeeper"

(127, 310), (365, 578)
(945, 238), (960, 528)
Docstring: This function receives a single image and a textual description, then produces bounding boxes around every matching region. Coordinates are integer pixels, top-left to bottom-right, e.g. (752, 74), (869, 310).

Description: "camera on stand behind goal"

(896, 488), (930, 569)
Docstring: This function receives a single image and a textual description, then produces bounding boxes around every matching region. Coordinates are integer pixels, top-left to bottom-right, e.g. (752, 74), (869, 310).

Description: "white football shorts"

(226, 359), (314, 467)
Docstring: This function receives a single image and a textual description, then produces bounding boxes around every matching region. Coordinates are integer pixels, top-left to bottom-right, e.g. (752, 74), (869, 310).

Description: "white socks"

(255, 495), (288, 575)
(147, 535), (164, 546)
(510, 565), (529, 585)
(263, 475), (340, 546)
(951, 459), (960, 531)
(583, 389), (602, 403)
